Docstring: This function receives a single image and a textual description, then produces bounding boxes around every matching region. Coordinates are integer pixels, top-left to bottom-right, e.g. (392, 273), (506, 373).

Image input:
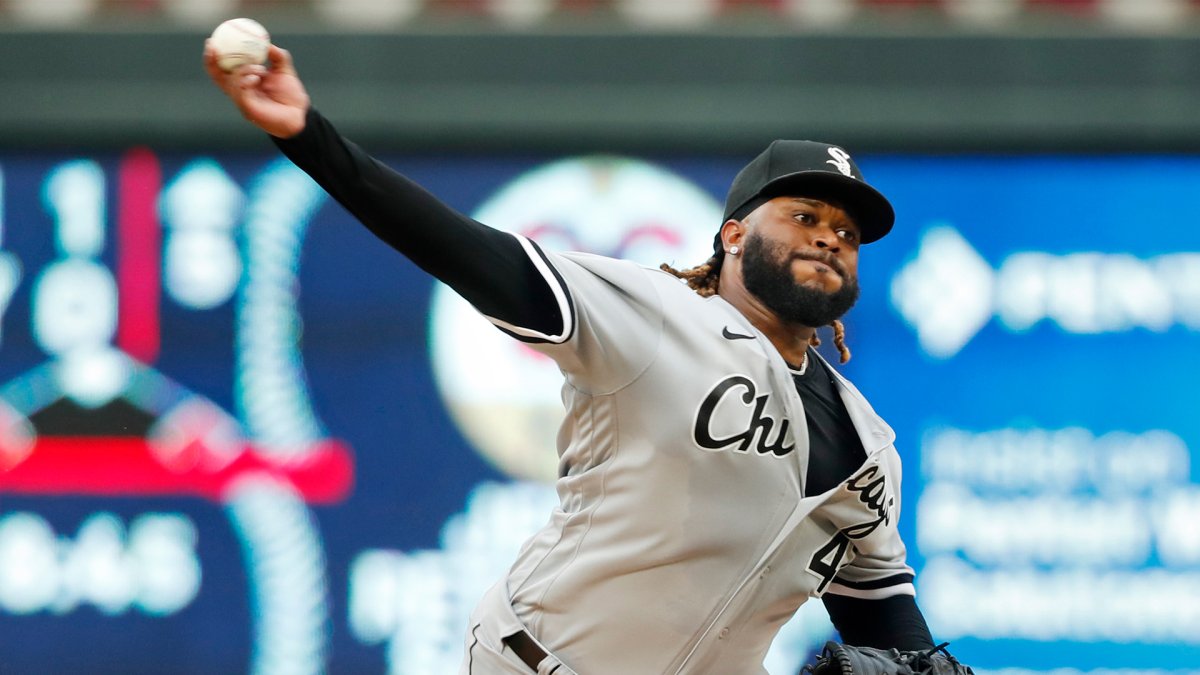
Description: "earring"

(729, 245), (740, 255)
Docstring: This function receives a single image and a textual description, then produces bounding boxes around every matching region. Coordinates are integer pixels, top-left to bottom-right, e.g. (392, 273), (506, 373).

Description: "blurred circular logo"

(429, 156), (722, 482)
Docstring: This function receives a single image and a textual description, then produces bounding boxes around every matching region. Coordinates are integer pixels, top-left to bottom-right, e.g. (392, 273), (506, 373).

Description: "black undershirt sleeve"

(821, 593), (935, 652)
(270, 107), (562, 335)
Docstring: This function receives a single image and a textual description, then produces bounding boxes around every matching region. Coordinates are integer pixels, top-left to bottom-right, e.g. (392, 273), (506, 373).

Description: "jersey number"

(807, 532), (851, 594)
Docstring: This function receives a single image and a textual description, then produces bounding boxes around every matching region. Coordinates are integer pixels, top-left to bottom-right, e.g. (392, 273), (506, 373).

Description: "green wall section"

(4, 28), (1200, 152)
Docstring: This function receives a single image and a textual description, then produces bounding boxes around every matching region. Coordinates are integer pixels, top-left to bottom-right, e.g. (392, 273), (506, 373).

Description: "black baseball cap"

(715, 140), (895, 255)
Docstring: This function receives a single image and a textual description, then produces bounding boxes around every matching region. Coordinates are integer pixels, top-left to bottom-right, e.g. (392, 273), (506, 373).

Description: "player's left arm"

(811, 592), (975, 674)
(822, 446), (935, 652)
(821, 591), (934, 651)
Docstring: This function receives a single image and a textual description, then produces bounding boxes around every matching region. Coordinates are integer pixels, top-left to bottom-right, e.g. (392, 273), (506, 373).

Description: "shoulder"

(547, 251), (714, 305)
(556, 251), (676, 281)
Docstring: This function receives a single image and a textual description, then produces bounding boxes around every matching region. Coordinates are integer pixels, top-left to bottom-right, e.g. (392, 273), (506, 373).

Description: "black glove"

(802, 641), (975, 675)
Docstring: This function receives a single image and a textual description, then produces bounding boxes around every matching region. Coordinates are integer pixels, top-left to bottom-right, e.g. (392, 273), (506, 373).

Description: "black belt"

(502, 630), (553, 672)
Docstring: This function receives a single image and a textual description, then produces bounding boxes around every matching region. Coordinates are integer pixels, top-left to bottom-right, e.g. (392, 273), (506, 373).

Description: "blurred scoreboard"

(0, 147), (1196, 674)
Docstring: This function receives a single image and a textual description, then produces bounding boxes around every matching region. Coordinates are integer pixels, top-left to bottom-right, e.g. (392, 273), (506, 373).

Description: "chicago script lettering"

(694, 376), (795, 457)
(841, 465), (894, 539)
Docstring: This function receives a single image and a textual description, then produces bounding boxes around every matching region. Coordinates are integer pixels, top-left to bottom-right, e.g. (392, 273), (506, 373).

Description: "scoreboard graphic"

(0, 149), (1197, 673)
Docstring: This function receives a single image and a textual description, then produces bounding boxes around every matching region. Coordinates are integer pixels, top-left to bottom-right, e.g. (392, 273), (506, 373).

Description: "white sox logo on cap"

(718, 139), (895, 246)
(825, 148), (855, 178)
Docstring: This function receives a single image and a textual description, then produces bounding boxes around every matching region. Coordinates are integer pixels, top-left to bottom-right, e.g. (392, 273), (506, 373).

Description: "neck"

(789, 349), (810, 373)
(761, 321), (815, 367)
(717, 284), (816, 366)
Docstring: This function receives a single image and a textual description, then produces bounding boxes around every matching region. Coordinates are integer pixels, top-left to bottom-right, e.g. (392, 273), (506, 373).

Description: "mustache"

(791, 250), (848, 279)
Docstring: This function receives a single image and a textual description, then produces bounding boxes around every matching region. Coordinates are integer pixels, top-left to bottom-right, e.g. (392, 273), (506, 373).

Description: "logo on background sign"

(890, 225), (1200, 358)
(428, 156), (722, 482)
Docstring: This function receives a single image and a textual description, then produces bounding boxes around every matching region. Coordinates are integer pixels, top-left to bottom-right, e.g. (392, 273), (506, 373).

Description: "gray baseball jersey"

(461, 239), (915, 675)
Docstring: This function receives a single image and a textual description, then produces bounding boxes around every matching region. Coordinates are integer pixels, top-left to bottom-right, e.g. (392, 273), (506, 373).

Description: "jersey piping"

(486, 236), (576, 344)
(826, 583), (916, 600)
(828, 573), (916, 600)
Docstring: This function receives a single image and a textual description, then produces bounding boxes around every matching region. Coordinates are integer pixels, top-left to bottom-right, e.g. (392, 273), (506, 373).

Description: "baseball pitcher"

(204, 41), (973, 675)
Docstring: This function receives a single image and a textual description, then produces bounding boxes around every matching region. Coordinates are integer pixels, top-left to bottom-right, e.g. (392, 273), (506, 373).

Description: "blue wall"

(0, 149), (1196, 673)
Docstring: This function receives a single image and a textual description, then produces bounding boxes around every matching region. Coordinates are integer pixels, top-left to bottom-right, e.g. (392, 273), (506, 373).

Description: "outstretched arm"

(202, 42), (562, 335)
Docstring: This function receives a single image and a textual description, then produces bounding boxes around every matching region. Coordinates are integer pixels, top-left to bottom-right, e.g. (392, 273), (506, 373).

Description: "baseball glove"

(802, 641), (974, 675)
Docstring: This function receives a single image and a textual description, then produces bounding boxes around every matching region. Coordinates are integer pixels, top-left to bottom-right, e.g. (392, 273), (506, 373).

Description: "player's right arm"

(203, 43), (564, 338)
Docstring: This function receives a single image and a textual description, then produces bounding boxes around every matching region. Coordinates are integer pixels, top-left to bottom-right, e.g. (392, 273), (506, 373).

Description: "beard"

(740, 231), (860, 327)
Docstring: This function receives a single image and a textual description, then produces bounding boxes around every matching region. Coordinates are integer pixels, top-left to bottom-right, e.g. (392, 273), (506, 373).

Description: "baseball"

(208, 18), (270, 72)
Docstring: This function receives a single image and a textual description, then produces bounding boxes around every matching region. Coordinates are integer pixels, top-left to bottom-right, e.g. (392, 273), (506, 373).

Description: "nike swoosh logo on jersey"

(722, 327), (755, 340)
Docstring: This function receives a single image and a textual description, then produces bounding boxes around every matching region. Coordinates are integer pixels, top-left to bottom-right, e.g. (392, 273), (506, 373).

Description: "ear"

(718, 218), (746, 255)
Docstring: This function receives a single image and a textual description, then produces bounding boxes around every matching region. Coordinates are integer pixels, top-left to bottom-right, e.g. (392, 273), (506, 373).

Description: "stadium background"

(1, 1), (1199, 673)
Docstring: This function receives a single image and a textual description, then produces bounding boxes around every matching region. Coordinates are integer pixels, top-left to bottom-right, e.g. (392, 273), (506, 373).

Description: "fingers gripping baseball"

(204, 40), (310, 139)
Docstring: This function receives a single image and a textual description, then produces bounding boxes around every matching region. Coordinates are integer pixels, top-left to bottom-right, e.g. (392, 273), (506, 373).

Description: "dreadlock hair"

(660, 255), (852, 364)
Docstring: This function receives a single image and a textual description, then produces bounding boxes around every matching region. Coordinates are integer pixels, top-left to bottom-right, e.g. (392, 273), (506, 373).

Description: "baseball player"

(205, 43), (951, 674)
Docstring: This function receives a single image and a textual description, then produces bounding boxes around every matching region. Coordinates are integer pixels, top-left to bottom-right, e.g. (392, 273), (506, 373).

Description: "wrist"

(269, 106), (309, 139)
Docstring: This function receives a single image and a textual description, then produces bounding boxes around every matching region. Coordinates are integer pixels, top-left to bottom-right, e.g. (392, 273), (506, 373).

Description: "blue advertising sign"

(0, 148), (1196, 674)
(853, 157), (1200, 672)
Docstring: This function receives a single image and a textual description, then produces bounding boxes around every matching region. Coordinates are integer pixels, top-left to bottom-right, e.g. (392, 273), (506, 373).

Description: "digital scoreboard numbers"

(0, 153), (353, 675)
